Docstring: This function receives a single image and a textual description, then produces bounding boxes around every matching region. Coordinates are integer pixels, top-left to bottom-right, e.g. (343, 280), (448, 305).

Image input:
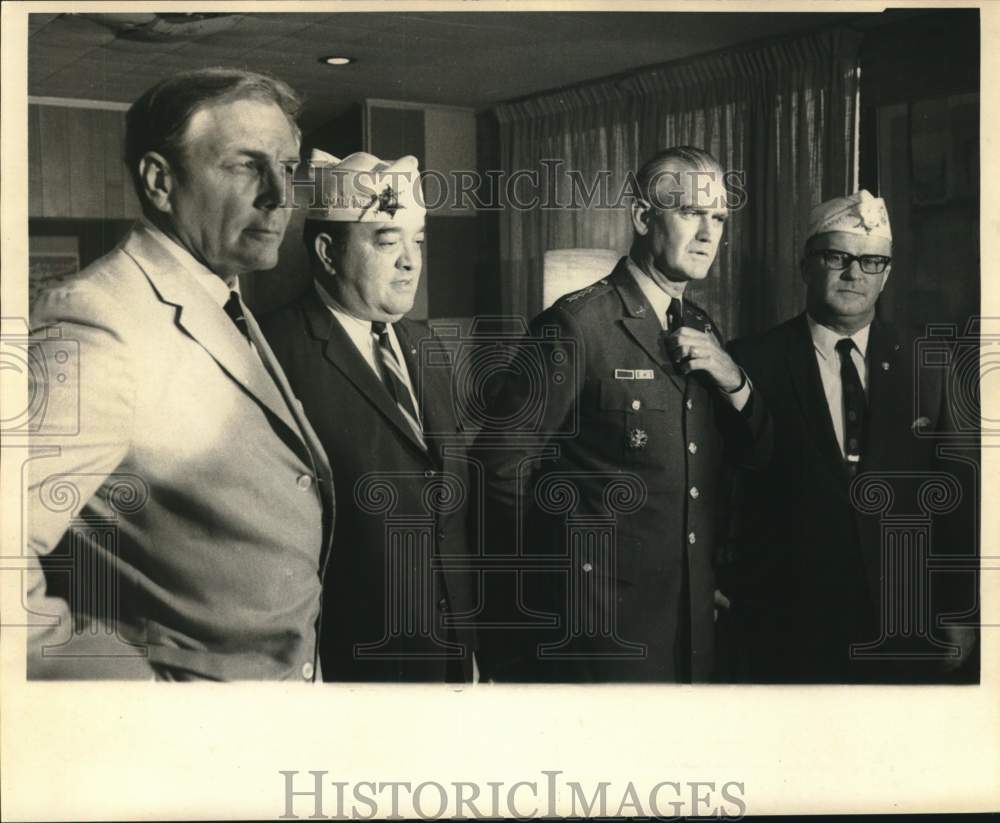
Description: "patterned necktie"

(223, 291), (251, 344)
(836, 337), (867, 473)
(371, 321), (426, 450)
(666, 299), (684, 333)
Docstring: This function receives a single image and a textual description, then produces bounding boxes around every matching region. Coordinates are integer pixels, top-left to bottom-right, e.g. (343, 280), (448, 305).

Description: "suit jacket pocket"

(599, 379), (668, 412)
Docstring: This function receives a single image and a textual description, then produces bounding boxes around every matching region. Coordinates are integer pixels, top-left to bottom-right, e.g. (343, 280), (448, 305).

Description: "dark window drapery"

(494, 27), (862, 337)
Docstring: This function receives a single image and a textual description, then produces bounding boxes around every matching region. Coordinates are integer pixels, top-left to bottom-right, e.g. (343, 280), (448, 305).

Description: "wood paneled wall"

(28, 103), (141, 219)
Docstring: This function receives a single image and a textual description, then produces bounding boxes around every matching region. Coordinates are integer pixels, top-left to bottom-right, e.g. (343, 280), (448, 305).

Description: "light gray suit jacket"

(26, 225), (335, 680)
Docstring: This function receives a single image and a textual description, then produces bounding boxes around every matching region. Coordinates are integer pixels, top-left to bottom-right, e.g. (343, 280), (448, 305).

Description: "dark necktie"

(666, 299), (684, 333)
(223, 291), (251, 344)
(836, 337), (866, 473)
(371, 321), (426, 450)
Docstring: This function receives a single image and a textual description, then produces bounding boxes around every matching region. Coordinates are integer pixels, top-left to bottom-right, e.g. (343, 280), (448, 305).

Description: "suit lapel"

(301, 289), (427, 455)
(863, 320), (903, 471)
(786, 314), (849, 483)
(610, 261), (684, 395)
(397, 320), (458, 467)
(123, 226), (304, 445)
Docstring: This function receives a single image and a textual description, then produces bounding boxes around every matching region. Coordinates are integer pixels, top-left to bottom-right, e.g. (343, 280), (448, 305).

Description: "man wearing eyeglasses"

(717, 190), (977, 683)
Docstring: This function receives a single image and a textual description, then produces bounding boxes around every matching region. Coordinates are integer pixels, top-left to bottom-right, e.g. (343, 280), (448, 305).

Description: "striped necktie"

(371, 321), (426, 450)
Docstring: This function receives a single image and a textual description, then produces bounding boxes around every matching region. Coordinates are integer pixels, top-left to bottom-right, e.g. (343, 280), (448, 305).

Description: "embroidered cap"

(807, 189), (892, 242)
(305, 149), (426, 225)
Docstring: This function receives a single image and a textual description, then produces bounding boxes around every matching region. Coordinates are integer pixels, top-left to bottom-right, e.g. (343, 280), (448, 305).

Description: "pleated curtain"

(494, 27), (862, 338)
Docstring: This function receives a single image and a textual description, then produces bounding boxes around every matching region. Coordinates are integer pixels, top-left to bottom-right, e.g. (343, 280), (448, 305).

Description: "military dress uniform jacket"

(260, 287), (477, 682)
(26, 225), (334, 681)
(477, 258), (771, 682)
(719, 314), (978, 683)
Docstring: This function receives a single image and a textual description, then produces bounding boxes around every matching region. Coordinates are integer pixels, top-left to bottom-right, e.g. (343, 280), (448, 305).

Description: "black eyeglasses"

(808, 249), (892, 274)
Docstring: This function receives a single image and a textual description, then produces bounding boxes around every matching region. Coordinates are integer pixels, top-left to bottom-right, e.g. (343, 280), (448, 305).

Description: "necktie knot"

(224, 291), (250, 343)
(371, 320), (388, 338)
(835, 337), (856, 358)
(666, 299), (684, 333)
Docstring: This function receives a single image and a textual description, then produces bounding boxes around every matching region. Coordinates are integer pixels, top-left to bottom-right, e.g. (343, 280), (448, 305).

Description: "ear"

(138, 152), (174, 214)
(313, 231), (338, 274)
(630, 198), (652, 236)
(878, 263), (891, 293)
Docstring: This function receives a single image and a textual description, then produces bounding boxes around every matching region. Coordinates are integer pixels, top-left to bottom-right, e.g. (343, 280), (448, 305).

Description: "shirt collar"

(314, 279), (389, 338)
(807, 313), (871, 361)
(626, 255), (676, 323)
(140, 217), (236, 307)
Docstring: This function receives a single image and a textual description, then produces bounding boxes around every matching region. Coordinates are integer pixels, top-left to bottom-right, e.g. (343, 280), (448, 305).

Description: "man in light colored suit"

(25, 68), (334, 681)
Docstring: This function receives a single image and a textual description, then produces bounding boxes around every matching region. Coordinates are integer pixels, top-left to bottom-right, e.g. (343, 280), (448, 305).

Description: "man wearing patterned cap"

(260, 150), (477, 682)
(718, 189), (977, 683)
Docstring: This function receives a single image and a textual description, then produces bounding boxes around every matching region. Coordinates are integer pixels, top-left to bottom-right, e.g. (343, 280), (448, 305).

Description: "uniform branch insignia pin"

(627, 428), (649, 449)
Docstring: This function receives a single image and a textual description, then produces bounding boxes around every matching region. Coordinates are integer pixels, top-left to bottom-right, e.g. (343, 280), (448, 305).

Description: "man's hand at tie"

(665, 327), (744, 391)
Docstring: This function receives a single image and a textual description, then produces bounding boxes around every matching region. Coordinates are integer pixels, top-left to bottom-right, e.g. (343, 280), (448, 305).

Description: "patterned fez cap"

(807, 189), (892, 242)
(305, 149), (426, 224)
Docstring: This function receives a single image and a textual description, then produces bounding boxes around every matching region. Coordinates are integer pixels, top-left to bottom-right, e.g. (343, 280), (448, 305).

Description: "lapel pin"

(635, 304), (646, 316)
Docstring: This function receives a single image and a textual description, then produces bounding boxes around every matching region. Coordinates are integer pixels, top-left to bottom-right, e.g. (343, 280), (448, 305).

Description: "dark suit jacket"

(476, 258), (771, 682)
(721, 313), (978, 683)
(261, 286), (477, 682)
(27, 225), (334, 681)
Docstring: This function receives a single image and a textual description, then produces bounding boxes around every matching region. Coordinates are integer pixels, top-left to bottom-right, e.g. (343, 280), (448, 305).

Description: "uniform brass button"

(582, 562), (593, 573)
(296, 474), (312, 491)
(685, 399), (694, 410)
(631, 399), (641, 411)
(688, 441), (698, 454)
(689, 486), (700, 499)
(688, 531), (697, 545)
(301, 661), (314, 680)
(848, 411), (857, 423)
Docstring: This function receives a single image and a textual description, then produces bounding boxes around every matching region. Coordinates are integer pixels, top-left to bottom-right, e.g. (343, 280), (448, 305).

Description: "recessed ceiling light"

(321, 56), (353, 66)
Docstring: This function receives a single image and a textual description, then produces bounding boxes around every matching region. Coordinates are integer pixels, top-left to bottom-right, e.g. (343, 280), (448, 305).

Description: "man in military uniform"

(477, 146), (771, 682)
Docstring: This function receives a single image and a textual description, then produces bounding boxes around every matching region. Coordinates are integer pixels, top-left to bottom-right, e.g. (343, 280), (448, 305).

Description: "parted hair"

(634, 145), (723, 207)
(124, 67), (302, 208)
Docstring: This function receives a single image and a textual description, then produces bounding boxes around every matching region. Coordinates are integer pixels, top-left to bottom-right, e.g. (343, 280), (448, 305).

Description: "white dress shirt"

(626, 257), (751, 411)
(313, 280), (421, 415)
(807, 314), (870, 456)
(141, 218), (237, 307)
